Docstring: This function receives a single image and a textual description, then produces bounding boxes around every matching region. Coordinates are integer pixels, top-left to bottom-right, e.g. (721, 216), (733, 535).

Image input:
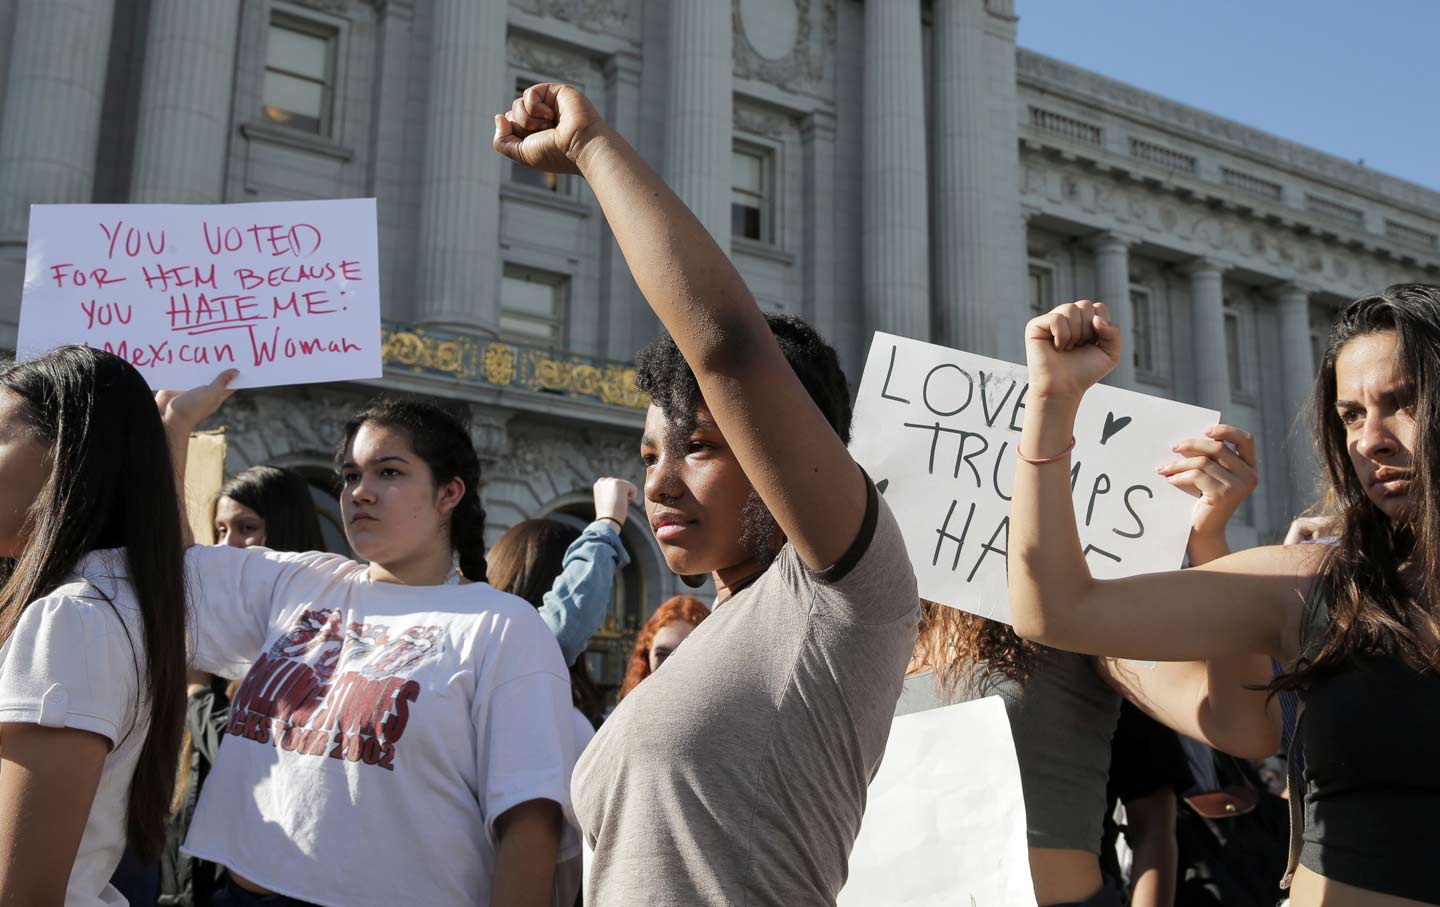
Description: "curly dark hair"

(634, 313), (853, 443)
(915, 600), (1041, 700)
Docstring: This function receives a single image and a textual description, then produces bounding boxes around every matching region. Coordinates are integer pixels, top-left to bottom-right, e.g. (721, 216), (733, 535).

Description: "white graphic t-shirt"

(182, 546), (580, 907)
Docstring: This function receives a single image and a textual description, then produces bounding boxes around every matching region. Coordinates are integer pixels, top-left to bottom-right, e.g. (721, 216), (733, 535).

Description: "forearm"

(1008, 393), (1094, 641)
(1124, 793), (1178, 907)
(490, 802), (562, 907)
(540, 523), (625, 665)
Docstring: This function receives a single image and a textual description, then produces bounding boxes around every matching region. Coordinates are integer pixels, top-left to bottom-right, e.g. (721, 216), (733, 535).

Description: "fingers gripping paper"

(849, 333), (1218, 624)
(17, 200), (382, 389)
(838, 697), (1036, 907)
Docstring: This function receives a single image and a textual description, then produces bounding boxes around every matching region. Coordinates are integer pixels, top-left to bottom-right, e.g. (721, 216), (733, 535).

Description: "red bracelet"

(1016, 436), (1076, 465)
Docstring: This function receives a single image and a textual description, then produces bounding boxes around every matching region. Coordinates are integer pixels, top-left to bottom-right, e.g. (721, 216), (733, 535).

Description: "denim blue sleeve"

(538, 520), (631, 666)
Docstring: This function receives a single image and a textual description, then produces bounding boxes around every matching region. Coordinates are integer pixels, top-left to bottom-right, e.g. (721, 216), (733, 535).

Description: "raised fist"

(1023, 299), (1121, 401)
(492, 83), (607, 175)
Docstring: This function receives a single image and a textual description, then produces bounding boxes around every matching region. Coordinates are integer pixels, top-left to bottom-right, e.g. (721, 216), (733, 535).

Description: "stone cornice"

(1016, 49), (1440, 218)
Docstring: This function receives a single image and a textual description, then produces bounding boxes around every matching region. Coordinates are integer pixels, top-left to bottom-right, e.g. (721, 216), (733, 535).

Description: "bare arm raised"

(493, 84), (866, 572)
(1007, 300), (1317, 664)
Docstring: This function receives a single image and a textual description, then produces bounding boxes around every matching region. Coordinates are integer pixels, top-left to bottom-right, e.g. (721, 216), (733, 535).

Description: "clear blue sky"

(1016, 1), (1440, 191)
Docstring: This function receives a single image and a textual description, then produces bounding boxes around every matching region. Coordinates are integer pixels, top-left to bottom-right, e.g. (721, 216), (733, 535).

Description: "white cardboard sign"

(839, 696), (1037, 907)
(18, 199), (383, 389)
(849, 332), (1219, 625)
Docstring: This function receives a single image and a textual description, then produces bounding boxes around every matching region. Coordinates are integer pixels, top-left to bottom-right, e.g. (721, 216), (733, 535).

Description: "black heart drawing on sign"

(876, 478), (889, 495)
(1100, 413), (1132, 446)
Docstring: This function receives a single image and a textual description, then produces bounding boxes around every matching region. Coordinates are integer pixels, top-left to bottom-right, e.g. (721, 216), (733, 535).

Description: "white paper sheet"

(839, 696), (1037, 907)
(18, 199), (383, 389)
(849, 332), (1219, 624)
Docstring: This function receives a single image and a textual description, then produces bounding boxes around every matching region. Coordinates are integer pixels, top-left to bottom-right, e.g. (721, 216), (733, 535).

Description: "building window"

(261, 15), (337, 135)
(500, 265), (567, 347)
(1131, 287), (1156, 374)
(509, 79), (571, 194)
(1224, 307), (1247, 394)
(731, 144), (772, 243)
(1028, 263), (1054, 315)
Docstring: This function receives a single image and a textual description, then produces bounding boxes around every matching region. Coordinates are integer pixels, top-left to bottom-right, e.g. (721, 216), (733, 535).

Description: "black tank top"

(1293, 592), (1440, 903)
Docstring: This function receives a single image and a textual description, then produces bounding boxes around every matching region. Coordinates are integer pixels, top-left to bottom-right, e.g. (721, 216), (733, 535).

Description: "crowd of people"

(0, 81), (1436, 907)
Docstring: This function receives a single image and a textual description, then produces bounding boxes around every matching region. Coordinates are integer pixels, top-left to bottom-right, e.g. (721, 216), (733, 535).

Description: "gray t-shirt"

(572, 481), (918, 906)
(895, 647), (1120, 853)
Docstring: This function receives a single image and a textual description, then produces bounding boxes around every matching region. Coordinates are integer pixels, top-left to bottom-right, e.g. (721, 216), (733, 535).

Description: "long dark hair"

(488, 519), (606, 725)
(0, 347), (186, 860)
(1276, 284), (1440, 692)
(214, 465), (326, 552)
(337, 397), (487, 581)
(915, 600), (1040, 701)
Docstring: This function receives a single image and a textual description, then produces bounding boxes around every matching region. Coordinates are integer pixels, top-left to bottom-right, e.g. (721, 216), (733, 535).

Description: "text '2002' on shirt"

(181, 545), (580, 907)
(573, 477), (920, 907)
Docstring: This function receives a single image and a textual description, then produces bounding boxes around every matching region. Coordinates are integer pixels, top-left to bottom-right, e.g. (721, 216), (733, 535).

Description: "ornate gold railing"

(380, 322), (649, 411)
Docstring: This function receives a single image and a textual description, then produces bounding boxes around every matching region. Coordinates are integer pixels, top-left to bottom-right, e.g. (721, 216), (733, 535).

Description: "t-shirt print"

(226, 607), (447, 771)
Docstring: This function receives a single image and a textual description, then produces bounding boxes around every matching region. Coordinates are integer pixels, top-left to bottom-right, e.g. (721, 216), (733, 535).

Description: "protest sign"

(849, 332), (1218, 625)
(838, 696), (1036, 907)
(17, 199), (382, 389)
(185, 430), (227, 546)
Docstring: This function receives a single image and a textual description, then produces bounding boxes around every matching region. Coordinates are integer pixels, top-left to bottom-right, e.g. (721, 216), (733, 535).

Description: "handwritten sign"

(838, 697), (1037, 907)
(850, 333), (1218, 624)
(17, 200), (382, 389)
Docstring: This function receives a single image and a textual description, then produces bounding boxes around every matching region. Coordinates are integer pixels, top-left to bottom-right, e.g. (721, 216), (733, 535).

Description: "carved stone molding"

(491, 431), (642, 500)
(733, 0), (836, 88)
(512, 0), (633, 36)
(1017, 50), (1440, 214)
(208, 389), (361, 472)
(734, 100), (793, 138)
(1022, 157), (1423, 297)
(506, 34), (596, 84)
(290, 0), (355, 14)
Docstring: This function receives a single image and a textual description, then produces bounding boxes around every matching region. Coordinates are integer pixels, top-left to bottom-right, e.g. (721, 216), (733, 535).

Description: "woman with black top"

(1008, 285), (1440, 906)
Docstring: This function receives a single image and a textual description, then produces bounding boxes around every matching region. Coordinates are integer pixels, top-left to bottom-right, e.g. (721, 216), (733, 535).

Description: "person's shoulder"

(188, 544), (364, 578)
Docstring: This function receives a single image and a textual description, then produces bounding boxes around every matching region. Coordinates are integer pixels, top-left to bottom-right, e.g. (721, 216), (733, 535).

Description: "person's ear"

(435, 477), (466, 515)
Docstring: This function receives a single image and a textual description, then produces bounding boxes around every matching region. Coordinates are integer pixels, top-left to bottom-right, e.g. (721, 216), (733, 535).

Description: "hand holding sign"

(1160, 423), (1259, 563)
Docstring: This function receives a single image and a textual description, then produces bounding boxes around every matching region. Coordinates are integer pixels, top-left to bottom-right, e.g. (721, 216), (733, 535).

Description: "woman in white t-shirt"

(0, 346), (190, 906)
(160, 385), (581, 907)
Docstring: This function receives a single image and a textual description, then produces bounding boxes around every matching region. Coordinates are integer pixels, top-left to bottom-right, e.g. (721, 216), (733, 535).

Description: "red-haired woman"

(618, 596), (711, 700)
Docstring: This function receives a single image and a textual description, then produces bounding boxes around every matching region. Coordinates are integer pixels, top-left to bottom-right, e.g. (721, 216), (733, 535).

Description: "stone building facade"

(0, 0), (1436, 695)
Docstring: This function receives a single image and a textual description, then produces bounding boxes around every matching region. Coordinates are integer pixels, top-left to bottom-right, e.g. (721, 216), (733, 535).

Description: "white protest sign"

(18, 199), (382, 389)
(850, 332), (1218, 625)
(839, 696), (1036, 907)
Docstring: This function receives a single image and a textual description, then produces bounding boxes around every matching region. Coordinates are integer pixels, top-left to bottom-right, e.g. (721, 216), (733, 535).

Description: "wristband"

(598, 516), (623, 532)
(1016, 435), (1076, 465)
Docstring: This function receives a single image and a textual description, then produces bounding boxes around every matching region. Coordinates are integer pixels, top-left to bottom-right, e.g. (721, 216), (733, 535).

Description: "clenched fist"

(492, 83), (608, 175)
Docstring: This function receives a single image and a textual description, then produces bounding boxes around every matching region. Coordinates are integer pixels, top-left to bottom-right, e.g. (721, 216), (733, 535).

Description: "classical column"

(932, 0), (1026, 358)
(1273, 282), (1318, 512)
(1184, 258), (1229, 413)
(130, 1), (241, 203)
(1089, 232), (1135, 389)
(414, 0), (506, 329)
(664, 0), (732, 254)
(0, 0), (116, 339)
(863, 0), (930, 341)
(371, 0), (417, 320)
(802, 109), (840, 352)
(601, 50), (650, 360)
